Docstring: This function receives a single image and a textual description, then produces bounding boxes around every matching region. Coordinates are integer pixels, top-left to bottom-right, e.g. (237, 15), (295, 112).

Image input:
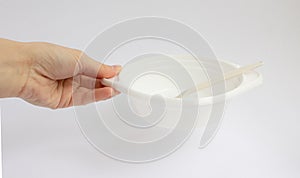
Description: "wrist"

(0, 39), (32, 98)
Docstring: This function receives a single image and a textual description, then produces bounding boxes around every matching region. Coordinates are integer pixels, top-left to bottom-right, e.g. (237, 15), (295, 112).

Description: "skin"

(0, 38), (121, 109)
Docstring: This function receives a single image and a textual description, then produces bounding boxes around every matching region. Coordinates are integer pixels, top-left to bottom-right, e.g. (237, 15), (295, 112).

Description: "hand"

(0, 39), (121, 109)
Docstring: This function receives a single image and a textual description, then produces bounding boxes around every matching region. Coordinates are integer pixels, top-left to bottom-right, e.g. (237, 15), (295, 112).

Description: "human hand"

(0, 39), (121, 109)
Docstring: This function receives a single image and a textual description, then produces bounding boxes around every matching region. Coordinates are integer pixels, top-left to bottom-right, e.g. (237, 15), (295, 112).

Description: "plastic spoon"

(176, 61), (264, 98)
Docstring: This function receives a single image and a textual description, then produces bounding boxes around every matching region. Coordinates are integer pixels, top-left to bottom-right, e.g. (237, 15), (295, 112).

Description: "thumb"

(99, 64), (122, 78)
(79, 53), (122, 78)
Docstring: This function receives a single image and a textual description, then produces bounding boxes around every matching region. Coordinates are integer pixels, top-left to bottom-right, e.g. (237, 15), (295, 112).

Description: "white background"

(1, 0), (300, 177)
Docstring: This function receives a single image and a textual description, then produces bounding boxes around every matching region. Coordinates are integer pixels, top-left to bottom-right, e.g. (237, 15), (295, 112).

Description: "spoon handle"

(177, 61), (264, 98)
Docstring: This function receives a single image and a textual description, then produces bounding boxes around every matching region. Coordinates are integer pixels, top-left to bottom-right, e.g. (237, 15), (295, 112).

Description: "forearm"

(0, 38), (30, 98)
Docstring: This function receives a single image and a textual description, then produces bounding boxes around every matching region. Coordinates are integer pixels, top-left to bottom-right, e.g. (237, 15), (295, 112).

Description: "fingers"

(72, 86), (119, 106)
(94, 87), (120, 101)
(74, 75), (102, 89)
(79, 53), (122, 79)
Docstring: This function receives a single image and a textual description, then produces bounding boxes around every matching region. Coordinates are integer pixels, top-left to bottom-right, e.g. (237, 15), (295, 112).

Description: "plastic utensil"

(176, 61), (264, 98)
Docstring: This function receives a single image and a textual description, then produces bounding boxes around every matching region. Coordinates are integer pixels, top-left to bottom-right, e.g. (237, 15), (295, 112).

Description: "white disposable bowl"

(101, 55), (263, 147)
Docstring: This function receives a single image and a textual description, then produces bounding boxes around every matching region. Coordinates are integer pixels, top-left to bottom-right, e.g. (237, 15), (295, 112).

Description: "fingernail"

(111, 88), (121, 96)
(113, 65), (122, 74)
